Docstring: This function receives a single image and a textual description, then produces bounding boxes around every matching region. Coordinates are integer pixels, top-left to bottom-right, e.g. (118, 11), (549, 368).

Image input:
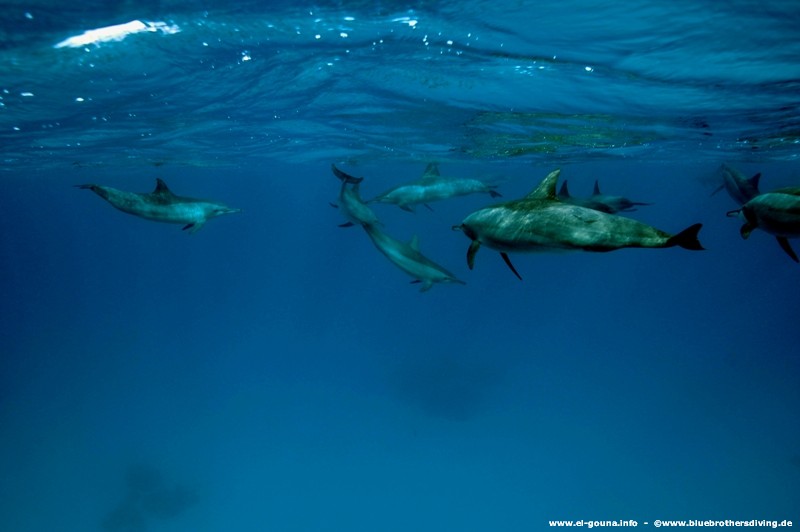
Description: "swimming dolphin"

(712, 163), (761, 205)
(727, 187), (800, 262)
(75, 178), (240, 233)
(362, 223), (465, 291)
(558, 180), (651, 213)
(370, 162), (501, 212)
(330, 164), (382, 227)
(454, 169), (704, 280)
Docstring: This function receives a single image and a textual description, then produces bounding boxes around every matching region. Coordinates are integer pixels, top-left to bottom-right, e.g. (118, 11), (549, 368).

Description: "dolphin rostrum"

(454, 169), (704, 280)
(558, 180), (651, 213)
(728, 187), (800, 262)
(362, 223), (465, 292)
(370, 162), (501, 212)
(75, 178), (240, 233)
(330, 164), (382, 228)
(712, 163), (761, 206)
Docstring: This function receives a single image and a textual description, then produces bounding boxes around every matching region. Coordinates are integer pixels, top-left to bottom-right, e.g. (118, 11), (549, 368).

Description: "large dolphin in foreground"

(728, 187), (800, 262)
(362, 223), (465, 292)
(76, 178), (240, 233)
(712, 163), (761, 206)
(454, 169), (704, 280)
(329, 164), (381, 228)
(370, 162), (501, 211)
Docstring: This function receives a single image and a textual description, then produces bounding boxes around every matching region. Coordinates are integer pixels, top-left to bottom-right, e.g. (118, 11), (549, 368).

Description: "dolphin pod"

(75, 162), (797, 293)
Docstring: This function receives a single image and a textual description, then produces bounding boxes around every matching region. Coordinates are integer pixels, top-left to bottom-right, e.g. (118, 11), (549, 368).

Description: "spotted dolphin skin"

(362, 223), (465, 292)
(454, 169), (704, 280)
(370, 162), (501, 212)
(729, 187), (800, 262)
(330, 164), (381, 228)
(76, 178), (241, 233)
(713, 163), (761, 206)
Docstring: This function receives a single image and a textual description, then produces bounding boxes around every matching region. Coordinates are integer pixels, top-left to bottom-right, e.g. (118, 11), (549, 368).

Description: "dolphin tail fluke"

(500, 252), (523, 281)
(776, 236), (799, 263)
(331, 164), (363, 184)
(667, 223), (704, 250)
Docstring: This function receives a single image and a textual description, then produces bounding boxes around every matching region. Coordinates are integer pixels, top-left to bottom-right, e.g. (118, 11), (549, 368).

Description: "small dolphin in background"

(455, 169), (703, 280)
(75, 179), (240, 233)
(330, 164), (381, 228)
(370, 162), (501, 212)
(712, 163), (761, 206)
(558, 180), (651, 213)
(728, 187), (800, 263)
(362, 223), (465, 292)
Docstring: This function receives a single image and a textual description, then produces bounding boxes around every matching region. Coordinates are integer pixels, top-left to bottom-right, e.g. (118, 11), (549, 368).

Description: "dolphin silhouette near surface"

(76, 178), (241, 233)
(454, 169), (704, 280)
(713, 163), (762, 206)
(370, 162), (501, 212)
(558, 180), (652, 213)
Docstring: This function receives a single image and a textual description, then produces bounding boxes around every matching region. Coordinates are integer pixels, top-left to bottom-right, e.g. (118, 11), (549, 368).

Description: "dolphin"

(75, 178), (240, 233)
(728, 187), (800, 262)
(362, 223), (465, 291)
(329, 165), (382, 228)
(712, 163), (761, 205)
(370, 162), (501, 212)
(558, 180), (651, 213)
(454, 169), (704, 280)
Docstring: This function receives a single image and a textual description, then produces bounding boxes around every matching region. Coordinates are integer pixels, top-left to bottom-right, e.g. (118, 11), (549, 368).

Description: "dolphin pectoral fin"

(409, 279), (433, 292)
(740, 223), (754, 239)
(500, 252), (523, 281)
(488, 188), (502, 198)
(424, 204), (434, 212)
(338, 222), (355, 227)
(776, 237), (799, 263)
(467, 240), (481, 270)
(400, 205), (415, 212)
(183, 222), (205, 234)
(329, 202), (339, 209)
(710, 184), (724, 197)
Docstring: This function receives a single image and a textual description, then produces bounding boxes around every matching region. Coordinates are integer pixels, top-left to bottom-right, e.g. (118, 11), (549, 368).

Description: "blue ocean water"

(1, 1), (799, 530)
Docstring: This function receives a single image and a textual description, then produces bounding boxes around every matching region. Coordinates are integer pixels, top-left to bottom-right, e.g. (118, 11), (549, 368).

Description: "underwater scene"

(1, 1), (799, 530)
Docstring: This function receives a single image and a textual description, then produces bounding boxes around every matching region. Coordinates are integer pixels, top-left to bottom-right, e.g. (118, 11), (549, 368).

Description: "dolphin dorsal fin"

(153, 178), (175, 196)
(750, 172), (761, 188)
(423, 162), (440, 178)
(593, 180), (602, 196)
(525, 169), (561, 200)
(558, 180), (571, 198)
(409, 235), (420, 251)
